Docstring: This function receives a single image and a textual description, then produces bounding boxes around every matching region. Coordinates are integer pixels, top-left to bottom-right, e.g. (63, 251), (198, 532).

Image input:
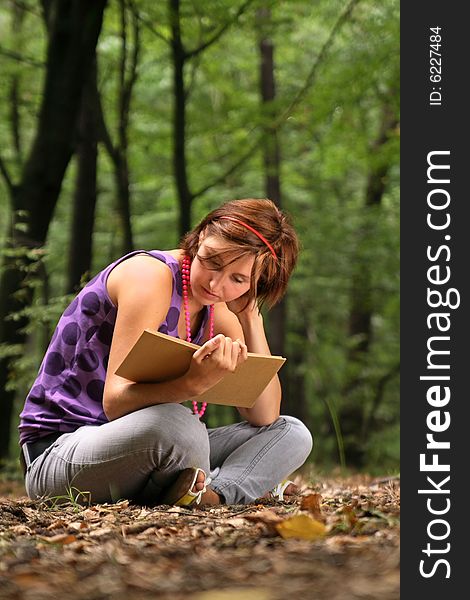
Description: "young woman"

(19, 199), (313, 506)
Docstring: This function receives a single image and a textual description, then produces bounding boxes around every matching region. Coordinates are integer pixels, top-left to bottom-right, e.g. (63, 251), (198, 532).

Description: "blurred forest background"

(0, 0), (399, 473)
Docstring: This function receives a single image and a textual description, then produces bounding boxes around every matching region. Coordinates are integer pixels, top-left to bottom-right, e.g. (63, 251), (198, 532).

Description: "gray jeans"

(24, 404), (313, 505)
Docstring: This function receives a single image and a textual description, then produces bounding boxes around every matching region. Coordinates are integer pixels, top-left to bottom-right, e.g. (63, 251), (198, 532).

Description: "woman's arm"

(104, 256), (245, 420)
(104, 256), (189, 420)
(214, 303), (282, 426)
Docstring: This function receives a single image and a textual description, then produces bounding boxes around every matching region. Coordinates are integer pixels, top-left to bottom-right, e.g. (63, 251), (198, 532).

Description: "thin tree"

(256, 6), (308, 422)
(141, 0), (360, 237)
(66, 58), (99, 293)
(0, 0), (107, 462)
(97, 0), (141, 254)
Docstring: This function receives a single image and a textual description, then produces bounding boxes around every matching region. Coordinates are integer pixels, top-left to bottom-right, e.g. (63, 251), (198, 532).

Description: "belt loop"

(20, 445), (31, 476)
(22, 444), (32, 468)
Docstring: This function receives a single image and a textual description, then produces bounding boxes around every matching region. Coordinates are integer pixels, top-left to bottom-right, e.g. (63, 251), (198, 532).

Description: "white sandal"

(161, 467), (208, 506)
(270, 479), (295, 501)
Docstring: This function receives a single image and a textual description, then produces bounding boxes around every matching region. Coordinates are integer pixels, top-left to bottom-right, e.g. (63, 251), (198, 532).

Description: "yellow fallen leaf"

(275, 514), (327, 540)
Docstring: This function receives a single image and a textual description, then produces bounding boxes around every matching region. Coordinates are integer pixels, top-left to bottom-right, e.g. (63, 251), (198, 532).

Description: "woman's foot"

(161, 467), (222, 506)
(199, 487), (222, 505)
(279, 482), (299, 496)
(160, 467), (207, 506)
(261, 480), (300, 500)
(192, 470), (222, 505)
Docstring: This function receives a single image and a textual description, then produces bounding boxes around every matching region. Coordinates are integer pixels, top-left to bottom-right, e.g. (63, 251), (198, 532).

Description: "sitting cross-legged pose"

(19, 198), (313, 506)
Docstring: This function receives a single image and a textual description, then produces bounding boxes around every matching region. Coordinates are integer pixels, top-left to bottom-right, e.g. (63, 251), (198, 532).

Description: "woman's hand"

(183, 334), (248, 397)
(226, 292), (259, 319)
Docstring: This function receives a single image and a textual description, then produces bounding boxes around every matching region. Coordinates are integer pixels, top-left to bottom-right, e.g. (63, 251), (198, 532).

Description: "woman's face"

(189, 235), (255, 305)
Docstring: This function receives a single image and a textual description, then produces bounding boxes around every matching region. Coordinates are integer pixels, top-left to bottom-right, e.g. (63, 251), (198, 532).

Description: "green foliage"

(41, 485), (92, 511)
(0, 243), (75, 398)
(0, 0), (399, 471)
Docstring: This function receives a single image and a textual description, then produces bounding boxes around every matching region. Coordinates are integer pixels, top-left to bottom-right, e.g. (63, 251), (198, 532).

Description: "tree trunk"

(0, 0), (107, 463)
(257, 7), (301, 420)
(9, 1), (25, 167)
(67, 59), (99, 293)
(95, 0), (140, 254)
(169, 0), (193, 236)
(258, 8), (284, 352)
(115, 0), (138, 253)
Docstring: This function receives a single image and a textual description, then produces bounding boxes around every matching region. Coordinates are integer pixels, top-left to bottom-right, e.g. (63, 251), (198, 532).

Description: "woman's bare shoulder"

(107, 254), (173, 306)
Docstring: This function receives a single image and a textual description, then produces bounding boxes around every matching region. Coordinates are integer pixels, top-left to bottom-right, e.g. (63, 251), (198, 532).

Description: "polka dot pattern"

(87, 379), (105, 402)
(44, 353), (65, 376)
(81, 292), (100, 316)
(104, 299), (113, 314)
(175, 273), (183, 296)
(62, 322), (81, 345)
(19, 250), (209, 446)
(97, 321), (113, 345)
(60, 377), (82, 399)
(29, 385), (46, 405)
(86, 326), (99, 342)
(63, 297), (79, 317)
(166, 307), (179, 330)
(62, 402), (92, 418)
(77, 349), (100, 372)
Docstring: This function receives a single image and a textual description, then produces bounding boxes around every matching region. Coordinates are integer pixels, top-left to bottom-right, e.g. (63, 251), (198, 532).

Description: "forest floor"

(0, 470), (399, 600)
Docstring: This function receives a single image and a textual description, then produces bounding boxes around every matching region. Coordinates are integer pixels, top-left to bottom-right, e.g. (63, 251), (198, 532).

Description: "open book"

(115, 329), (286, 409)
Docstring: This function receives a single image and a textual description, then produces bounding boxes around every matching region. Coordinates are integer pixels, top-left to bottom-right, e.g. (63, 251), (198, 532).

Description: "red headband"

(219, 216), (278, 259)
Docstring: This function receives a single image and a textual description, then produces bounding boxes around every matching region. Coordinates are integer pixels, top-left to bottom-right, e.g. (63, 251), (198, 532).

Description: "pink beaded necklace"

(181, 254), (215, 417)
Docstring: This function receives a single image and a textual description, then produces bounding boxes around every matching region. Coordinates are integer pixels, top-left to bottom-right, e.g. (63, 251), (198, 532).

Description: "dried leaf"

(102, 513), (117, 523)
(341, 505), (359, 527)
(81, 507), (101, 521)
(224, 517), (247, 527)
(11, 524), (33, 535)
(193, 589), (271, 600)
(88, 526), (114, 539)
(275, 514), (327, 540)
(11, 572), (45, 588)
(20, 507), (38, 521)
(97, 500), (129, 511)
(37, 533), (77, 545)
(122, 520), (164, 535)
(68, 520), (88, 531)
(47, 519), (68, 530)
(300, 493), (324, 520)
(243, 510), (283, 525)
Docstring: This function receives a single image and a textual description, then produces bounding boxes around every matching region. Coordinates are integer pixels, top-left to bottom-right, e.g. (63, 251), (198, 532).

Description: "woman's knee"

(133, 404), (210, 465)
(277, 415), (313, 462)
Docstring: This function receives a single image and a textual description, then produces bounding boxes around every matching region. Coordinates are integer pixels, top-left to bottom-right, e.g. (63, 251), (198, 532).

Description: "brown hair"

(180, 199), (299, 309)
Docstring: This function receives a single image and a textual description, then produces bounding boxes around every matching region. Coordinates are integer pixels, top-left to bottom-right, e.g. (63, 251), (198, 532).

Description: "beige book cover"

(115, 329), (286, 408)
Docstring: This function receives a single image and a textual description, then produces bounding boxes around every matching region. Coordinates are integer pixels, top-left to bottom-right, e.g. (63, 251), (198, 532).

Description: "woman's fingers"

(193, 334), (224, 361)
(222, 337), (235, 367)
(194, 335), (247, 372)
(237, 339), (248, 362)
(230, 339), (248, 370)
(230, 340), (241, 367)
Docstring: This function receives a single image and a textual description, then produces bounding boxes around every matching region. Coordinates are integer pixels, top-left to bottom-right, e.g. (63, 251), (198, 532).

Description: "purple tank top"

(19, 250), (209, 445)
